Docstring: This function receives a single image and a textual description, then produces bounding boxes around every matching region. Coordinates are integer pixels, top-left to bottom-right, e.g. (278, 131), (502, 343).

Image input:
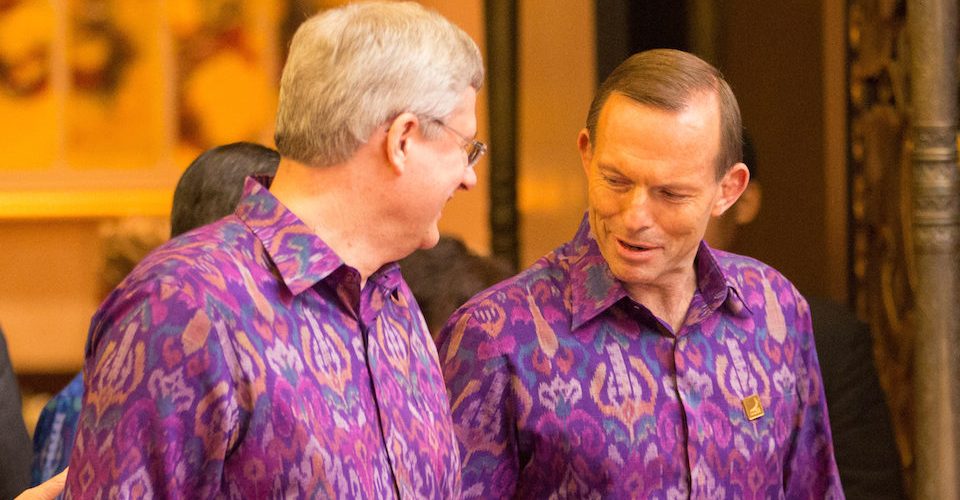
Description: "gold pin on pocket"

(742, 394), (764, 421)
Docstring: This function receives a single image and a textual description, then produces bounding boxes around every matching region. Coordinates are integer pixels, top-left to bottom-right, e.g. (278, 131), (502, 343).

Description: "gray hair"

(585, 49), (742, 180)
(275, 1), (484, 167)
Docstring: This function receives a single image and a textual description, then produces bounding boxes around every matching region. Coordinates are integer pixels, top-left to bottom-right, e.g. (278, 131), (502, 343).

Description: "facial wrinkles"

(592, 158), (688, 242)
(585, 93), (725, 296)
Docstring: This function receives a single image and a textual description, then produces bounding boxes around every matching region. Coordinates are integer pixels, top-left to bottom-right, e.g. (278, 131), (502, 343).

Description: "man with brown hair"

(440, 49), (842, 498)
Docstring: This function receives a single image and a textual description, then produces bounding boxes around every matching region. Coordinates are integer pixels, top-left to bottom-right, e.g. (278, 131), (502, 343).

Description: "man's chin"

(418, 228), (441, 250)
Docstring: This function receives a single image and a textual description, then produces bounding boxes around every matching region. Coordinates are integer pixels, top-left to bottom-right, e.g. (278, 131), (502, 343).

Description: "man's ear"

(577, 128), (593, 175)
(386, 112), (420, 174)
(733, 182), (762, 225)
(711, 162), (750, 217)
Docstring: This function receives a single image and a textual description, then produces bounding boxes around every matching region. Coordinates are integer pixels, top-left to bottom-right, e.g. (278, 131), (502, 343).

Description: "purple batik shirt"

(66, 177), (461, 498)
(439, 216), (843, 499)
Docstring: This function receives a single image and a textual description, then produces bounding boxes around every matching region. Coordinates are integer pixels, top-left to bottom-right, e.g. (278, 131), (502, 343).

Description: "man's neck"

(625, 269), (698, 334)
(269, 156), (397, 285)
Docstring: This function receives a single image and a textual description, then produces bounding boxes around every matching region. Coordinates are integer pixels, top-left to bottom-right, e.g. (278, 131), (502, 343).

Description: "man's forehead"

(600, 90), (719, 119)
(445, 87), (479, 129)
(594, 92), (721, 161)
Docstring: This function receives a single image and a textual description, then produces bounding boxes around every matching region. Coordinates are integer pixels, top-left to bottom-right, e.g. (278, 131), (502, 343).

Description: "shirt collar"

(235, 175), (344, 295)
(567, 215), (751, 330)
(695, 241), (752, 318)
(568, 216), (630, 330)
(370, 261), (404, 294)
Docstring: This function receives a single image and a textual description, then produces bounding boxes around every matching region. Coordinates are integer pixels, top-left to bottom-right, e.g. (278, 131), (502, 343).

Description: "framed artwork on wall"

(0, 0), (278, 219)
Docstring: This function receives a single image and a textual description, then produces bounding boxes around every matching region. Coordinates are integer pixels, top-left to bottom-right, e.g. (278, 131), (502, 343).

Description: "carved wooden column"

(848, 0), (913, 487)
(851, 0), (960, 494)
(908, 0), (960, 497)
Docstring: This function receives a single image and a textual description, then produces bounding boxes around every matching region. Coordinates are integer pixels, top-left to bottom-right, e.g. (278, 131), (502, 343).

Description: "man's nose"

(460, 164), (478, 190)
(622, 189), (653, 230)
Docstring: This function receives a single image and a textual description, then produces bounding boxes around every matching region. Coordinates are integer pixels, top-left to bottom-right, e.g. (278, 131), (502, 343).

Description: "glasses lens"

(433, 119), (486, 167)
(466, 140), (487, 167)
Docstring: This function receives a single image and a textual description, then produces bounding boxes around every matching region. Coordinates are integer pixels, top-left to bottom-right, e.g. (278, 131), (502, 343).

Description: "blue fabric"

(31, 372), (83, 486)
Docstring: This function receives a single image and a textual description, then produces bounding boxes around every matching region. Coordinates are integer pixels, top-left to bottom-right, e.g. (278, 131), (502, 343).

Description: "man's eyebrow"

(654, 181), (700, 192)
(597, 162), (625, 174)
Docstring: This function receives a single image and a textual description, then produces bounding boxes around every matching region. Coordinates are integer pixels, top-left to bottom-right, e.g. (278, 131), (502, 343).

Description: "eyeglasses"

(432, 120), (488, 168)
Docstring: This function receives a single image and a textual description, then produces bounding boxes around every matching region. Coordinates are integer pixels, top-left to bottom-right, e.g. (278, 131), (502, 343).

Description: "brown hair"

(585, 49), (742, 180)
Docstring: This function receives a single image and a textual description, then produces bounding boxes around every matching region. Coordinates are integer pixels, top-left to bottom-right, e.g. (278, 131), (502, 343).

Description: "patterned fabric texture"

(439, 216), (843, 499)
(65, 177), (461, 498)
(32, 372), (83, 486)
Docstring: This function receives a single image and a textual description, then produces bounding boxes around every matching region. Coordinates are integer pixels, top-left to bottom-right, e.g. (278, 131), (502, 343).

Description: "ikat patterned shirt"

(66, 177), (461, 498)
(439, 216), (843, 499)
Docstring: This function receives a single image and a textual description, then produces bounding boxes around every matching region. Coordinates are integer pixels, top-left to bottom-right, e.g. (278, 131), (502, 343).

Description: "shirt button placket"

(673, 333), (696, 488)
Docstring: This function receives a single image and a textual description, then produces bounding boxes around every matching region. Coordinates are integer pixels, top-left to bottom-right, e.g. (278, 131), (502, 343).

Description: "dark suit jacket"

(0, 327), (31, 497)
(809, 297), (906, 500)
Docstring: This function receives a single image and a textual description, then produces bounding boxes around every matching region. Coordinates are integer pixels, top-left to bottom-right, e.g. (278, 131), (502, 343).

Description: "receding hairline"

(589, 89), (730, 176)
(584, 49), (743, 179)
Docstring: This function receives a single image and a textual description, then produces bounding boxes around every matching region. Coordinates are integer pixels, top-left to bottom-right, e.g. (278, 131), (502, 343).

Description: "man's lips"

(618, 239), (655, 252)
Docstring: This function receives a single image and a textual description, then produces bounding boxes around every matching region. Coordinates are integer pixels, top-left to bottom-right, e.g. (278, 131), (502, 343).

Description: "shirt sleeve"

(437, 307), (520, 499)
(783, 292), (846, 498)
(65, 278), (241, 498)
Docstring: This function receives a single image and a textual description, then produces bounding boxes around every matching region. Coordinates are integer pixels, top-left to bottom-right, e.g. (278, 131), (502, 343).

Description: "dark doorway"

(595, 0), (690, 84)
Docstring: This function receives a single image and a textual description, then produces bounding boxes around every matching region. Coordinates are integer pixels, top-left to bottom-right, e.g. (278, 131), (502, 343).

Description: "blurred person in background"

(0, 325), (32, 498)
(400, 235), (512, 337)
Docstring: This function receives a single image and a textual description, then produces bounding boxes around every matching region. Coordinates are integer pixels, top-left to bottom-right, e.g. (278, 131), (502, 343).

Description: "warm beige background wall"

(0, 220), (103, 373)
(517, 0), (594, 266)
